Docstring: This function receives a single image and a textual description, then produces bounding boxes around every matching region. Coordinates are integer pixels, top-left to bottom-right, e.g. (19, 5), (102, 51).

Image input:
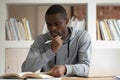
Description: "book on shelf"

(5, 20), (12, 40)
(96, 19), (120, 40)
(22, 18), (32, 40)
(67, 16), (86, 31)
(14, 19), (22, 40)
(26, 20), (32, 40)
(103, 19), (112, 40)
(116, 20), (120, 31)
(96, 20), (102, 40)
(114, 19), (120, 37)
(8, 18), (15, 40)
(107, 19), (120, 40)
(17, 21), (26, 40)
(99, 20), (109, 40)
(5, 17), (32, 41)
(10, 18), (19, 40)
(0, 72), (54, 79)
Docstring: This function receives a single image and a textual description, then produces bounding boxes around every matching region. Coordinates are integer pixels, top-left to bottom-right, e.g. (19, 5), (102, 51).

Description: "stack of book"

(96, 19), (120, 40)
(67, 16), (86, 31)
(5, 17), (32, 41)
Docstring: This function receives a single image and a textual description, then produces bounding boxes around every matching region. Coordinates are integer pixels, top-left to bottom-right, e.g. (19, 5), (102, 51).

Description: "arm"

(48, 31), (91, 77)
(22, 35), (55, 72)
(65, 31), (91, 76)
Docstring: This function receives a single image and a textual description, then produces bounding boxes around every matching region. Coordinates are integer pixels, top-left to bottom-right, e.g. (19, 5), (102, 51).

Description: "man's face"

(45, 13), (68, 38)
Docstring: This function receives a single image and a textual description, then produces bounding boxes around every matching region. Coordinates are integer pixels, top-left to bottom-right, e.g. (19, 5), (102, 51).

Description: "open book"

(0, 72), (53, 79)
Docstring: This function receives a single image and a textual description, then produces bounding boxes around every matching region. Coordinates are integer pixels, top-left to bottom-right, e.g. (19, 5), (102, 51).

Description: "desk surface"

(62, 77), (114, 80)
(0, 77), (114, 80)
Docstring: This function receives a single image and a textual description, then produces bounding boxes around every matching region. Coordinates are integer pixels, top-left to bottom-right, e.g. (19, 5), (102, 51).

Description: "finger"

(48, 70), (56, 76)
(48, 67), (56, 74)
(53, 36), (62, 40)
(48, 69), (54, 74)
(50, 70), (58, 77)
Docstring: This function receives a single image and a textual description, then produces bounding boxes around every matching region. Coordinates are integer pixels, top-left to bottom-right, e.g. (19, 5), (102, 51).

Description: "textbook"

(0, 72), (53, 79)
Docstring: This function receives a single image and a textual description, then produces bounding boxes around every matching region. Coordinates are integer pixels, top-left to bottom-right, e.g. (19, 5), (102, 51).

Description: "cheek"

(61, 27), (67, 35)
(47, 28), (52, 32)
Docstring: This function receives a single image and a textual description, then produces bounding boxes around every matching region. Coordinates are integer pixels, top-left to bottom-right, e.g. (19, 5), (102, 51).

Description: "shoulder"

(76, 30), (90, 38)
(75, 30), (91, 43)
(69, 27), (90, 41)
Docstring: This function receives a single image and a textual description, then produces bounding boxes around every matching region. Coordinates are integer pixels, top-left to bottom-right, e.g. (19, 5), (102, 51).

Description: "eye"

(55, 22), (61, 26)
(46, 23), (51, 27)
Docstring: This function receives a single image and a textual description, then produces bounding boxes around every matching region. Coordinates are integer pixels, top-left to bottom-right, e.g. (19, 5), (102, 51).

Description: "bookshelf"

(97, 5), (120, 40)
(95, 3), (120, 48)
(0, 0), (120, 74)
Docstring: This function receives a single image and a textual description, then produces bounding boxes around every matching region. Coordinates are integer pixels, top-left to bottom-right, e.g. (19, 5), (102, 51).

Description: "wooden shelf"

(93, 41), (120, 48)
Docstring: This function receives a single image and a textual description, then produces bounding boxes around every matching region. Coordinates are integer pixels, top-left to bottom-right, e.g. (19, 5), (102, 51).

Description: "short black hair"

(45, 4), (68, 20)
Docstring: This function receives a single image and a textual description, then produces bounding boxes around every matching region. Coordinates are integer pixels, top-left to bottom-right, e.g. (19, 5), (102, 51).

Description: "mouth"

(51, 34), (58, 38)
(50, 32), (61, 38)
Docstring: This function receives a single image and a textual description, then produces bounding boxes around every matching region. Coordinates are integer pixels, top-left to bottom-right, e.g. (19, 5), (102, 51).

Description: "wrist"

(64, 65), (67, 75)
(51, 48), (57, 53)
(50, 48), (57, 54)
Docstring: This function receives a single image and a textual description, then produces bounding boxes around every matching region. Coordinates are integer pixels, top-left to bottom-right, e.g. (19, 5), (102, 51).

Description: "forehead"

(45, 13), (65, 23)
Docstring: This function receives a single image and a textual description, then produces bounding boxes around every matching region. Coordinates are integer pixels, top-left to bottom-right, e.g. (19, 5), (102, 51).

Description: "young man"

(22, 4), (91, 77)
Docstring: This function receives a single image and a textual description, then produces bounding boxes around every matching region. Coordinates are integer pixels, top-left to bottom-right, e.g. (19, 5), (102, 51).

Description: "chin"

(52, 35), (57, 38)
(53, 35), (62, 38)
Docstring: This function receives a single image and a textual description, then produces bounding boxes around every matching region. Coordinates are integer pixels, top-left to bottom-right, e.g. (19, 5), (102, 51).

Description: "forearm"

(22, 49), (55, 72)
(65, 47), (91, 76)
(65, 64), (89, 76)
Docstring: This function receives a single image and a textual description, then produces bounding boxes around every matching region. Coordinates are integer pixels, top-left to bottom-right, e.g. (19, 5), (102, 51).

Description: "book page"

(21, 72), (53, 79)
(18, 72), (33, 77)
(1, 72), (53, 79)
(1, 73), (20, 78)
(1, 72), (33, 78)
(36, 73), (53, 78)
(27, 78), (62, 80)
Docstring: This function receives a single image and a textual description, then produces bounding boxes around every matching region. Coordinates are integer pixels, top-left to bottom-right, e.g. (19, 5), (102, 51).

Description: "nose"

(49, 25), (57, 31)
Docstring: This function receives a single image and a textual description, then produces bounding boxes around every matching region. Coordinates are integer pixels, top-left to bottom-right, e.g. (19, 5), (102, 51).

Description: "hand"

(51, 36), (63, 53)
(47, 65), (66, 77)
